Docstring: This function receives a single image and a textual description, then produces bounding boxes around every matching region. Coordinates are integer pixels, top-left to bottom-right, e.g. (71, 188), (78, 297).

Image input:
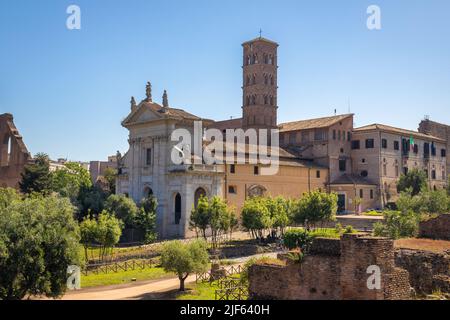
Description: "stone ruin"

(248, 233), (411, 300)
(419, 214), (450, 241)
(0, 113), (32, 189)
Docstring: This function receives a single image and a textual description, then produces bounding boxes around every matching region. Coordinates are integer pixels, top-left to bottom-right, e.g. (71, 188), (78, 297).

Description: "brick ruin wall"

(0, 113), (31, 189)
(248, 234), (411, 300)
(419, 214), (450, 241)
(395, 249), (450, 294)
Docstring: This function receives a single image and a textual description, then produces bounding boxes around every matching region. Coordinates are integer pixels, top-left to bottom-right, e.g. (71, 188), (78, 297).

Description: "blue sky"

(1, 0), (449, 161)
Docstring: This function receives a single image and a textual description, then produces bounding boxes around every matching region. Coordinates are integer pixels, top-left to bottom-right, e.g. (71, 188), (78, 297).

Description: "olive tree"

(160, 239), (209, 291)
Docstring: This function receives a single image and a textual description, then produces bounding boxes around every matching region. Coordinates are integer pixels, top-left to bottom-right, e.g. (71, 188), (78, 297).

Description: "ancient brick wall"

(395, 248), (450, 294)
(248, 234), (411, 300)
(0, 113), (31, 189)
(419, 214), (450, 240)
(249, 255), (341, 300)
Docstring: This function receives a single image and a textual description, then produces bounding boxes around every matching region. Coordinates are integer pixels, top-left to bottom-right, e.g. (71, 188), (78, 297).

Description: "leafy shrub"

(283, 229), (313, 251)
(373, 210), (419, 239)
(344, 225), (356, 234)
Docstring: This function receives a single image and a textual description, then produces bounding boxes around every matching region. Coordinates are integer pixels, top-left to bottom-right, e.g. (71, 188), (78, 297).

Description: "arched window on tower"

(252, 95), (256, 105)
(268, 55), (273, 65)
(270, 75), (274, 86)
(270, 96), (274, 106)
(252, 75), (256, 85)
(254, 54), (258, 64)
(264, 95), (268, 105)
(247, 55), (251, 65)
(264, 74), (268, 85)
(174, 193), (181, 225)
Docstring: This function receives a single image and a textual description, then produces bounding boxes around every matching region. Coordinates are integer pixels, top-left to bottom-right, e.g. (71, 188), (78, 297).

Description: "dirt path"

(57, 252), (280, 300)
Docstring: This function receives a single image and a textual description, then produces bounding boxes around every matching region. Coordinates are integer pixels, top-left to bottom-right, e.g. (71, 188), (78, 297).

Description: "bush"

(104, 194), (139, 228)
(283, 229), (313, 251)
(373, 210), (419, 239)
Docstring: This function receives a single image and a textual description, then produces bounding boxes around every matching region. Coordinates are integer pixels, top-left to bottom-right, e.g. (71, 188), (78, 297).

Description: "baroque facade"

(116, 36), (448, 239)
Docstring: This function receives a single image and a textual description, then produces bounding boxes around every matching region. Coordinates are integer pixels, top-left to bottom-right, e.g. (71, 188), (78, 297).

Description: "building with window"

(116, 36), (448, 238)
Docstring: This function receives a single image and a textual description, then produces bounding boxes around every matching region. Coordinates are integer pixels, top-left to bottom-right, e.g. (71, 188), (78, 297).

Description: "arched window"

(247, 185), (267, 198)
(264, 74), (268, 85)
(247, 56), (251, 65)
(270, 76), (274, 86)
(268, 55), (273, 65)
(252, 75), (256, 85)
(194, 187), (206, 208)
(174, 193), (181, 225)
(270, 96), (274, 106)
(264, 95), (268, 105)
(252, 95), (256, 105)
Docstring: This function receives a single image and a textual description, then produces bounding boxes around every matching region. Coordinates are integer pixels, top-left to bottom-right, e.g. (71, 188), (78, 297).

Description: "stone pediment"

(122, 102), (165, 126)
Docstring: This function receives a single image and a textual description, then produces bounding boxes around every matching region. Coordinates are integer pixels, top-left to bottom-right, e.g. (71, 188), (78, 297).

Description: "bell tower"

(242, 36), (278, 130)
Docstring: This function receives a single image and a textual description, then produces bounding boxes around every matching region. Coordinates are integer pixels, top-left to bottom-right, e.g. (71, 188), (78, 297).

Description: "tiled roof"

(139, 101), (202, 121)
(242, 37), (279, 46)
(354, 123), (445, 142)
(208, 118), (243, 131)
(330, 174), (377, 186)
(279, 114), (353, 132)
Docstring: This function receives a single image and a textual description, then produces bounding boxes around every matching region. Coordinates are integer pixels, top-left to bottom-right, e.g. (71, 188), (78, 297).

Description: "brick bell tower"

(242, 35), (279, 130)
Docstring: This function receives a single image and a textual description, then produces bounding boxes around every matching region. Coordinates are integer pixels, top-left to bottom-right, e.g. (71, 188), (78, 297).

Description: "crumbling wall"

(419, 214), (450, 240)
(0, 113), (31, 189)
(248, 235), (411, 300)
(395, 248), (450, 294)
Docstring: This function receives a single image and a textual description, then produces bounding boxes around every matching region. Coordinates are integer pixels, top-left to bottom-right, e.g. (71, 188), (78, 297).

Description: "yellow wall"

(222, 163), (328, 214)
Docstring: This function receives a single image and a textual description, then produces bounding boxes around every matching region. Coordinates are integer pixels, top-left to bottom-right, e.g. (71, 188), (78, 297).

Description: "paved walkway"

(56, 252), (280, 300)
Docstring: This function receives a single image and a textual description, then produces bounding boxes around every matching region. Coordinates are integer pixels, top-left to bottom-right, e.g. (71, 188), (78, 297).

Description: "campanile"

(242, 36), (279, 130)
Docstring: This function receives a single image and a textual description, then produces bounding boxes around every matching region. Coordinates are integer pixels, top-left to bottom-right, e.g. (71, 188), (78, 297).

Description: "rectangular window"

(230, 164), (235, 174)
(442, 149), (447, 157)
(254, 166), (259, 175)
(338, 130), (341, 140)
(289, 132), (296, 144)
(403, 167), (408, 175)
(301, 131), (310, 143)
(394, 141), (400, 151)
(424, 143), (430, 158)
(333, 130), (336, 140)
(424, 169), (429, 178)
(146, 148), (152, 166)
(347, 131), (351, 141)
(382, 139), (387, 149)
(351, 140), (360, 150)
(339, 159), (346, 172)
(431, 144), (436, 156)
(359, 189), (364, 198)
(365, 139), (374, 149)
(316, 170), (321, 178)
(314, 129), (327, 141)
(228, 186), (237, 194)
(370, 189), (374, 199)
(431, 170), (436, 180)
(413, 144), (419, 154)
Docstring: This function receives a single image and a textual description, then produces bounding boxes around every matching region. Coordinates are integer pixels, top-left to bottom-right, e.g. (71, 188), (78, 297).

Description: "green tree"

(79, 215), (98, 261)
(77, 185), (107, 219)
(135, 196), (158, 243)
(160, 239), (209, 291)
(0, 187), (21, 210)
(95, 211), (123, 261)
(103, 167), (117, 194)
(397, 168), (428, 196)
(0, 195), (81, 300)
(208, 196), (231, 249)
(267, 196), (290, 237)
(189, 195), (211, 240)
(19, 153), (52, 195)
(241, 197), (272, 240)
(397, 190), (448, 214)
(293, 191), (338, 230)
(104, 194), (138, 228)
(51, 162), (92, 202)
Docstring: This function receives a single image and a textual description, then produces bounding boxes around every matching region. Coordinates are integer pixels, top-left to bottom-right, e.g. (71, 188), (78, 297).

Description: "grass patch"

(176, 282), (219, 300)
(81, 267), (171, 288)
(362, 211), (384, 217)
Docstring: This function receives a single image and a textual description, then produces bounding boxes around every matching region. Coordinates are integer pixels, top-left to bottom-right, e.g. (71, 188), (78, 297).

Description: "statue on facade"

(145, 81), (152, 102)
(130, 96), (137, 111)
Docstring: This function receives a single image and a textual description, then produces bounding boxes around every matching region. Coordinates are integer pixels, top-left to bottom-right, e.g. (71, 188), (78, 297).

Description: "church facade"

(116, 36), (447, 239)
